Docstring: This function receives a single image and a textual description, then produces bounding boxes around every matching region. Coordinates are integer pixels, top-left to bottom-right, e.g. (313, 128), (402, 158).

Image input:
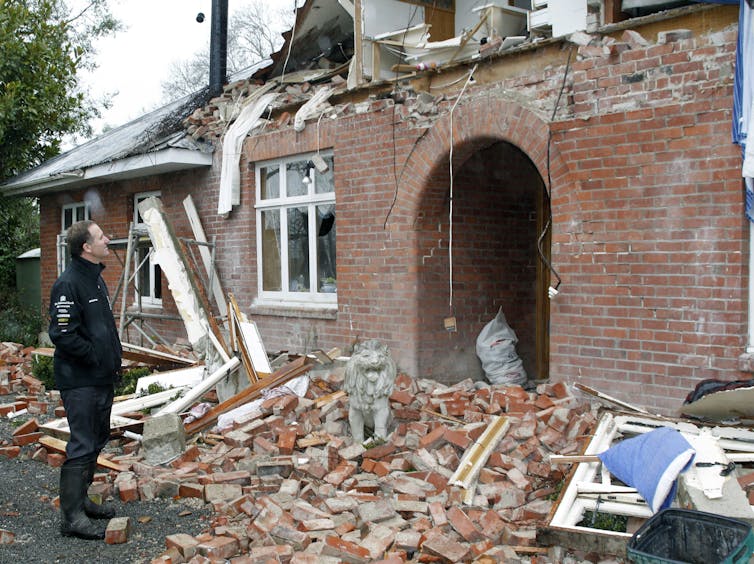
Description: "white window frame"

(134, 191), (162, 307)
(59, 202), (90, 272)
(255, 152), (336, 308)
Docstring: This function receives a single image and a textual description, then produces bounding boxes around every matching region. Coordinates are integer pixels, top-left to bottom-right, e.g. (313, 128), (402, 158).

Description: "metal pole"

(209, 0), (228, 97)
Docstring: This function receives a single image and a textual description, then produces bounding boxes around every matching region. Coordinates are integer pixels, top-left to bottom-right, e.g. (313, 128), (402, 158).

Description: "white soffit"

(2, 148), (213, 197)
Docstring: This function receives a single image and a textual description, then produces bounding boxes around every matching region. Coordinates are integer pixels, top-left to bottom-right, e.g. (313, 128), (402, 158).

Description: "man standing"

(48, 220), (122, 540)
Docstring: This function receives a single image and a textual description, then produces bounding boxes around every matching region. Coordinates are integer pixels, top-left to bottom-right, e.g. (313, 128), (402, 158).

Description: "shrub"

(0, 297), (41, 347)
(31, 354), (54, 389)
(115, 366), (152, 396)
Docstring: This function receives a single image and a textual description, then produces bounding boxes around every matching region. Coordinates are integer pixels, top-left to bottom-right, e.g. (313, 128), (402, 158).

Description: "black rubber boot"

(59, 461), (105, 540)
(83, 460), (115, 520)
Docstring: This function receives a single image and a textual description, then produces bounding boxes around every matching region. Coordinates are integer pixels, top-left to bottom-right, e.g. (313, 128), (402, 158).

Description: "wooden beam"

(574, 383), (651, 415)
(182, 195), (228, 321)
(227, 293), (272, 384)
(121, 342), (195, 367)
(352, 0), (363, 85)
(314, 390), (346, 408)
(538, 525), (630, 558)
(38, 436), (125, 472)
(184, 356), (313, 435)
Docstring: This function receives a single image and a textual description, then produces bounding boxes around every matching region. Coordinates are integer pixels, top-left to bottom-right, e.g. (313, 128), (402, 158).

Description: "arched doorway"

(415, 139), (550, 384)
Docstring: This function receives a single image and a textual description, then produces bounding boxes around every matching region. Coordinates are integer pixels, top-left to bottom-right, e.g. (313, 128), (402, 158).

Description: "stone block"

(141, 413), (186, 465)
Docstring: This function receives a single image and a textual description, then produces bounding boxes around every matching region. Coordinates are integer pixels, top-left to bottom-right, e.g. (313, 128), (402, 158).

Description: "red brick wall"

(38, 6), (746, 414)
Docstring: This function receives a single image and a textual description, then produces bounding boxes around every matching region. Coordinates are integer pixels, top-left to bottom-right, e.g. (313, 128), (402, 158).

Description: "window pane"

(76, 206), (86, 222)
(287, 207), (309, 292)
(286, 161), (308, 197)
(261, 209), (282, 291)
(260, 166), (280, 200)
(137, 247), (151, 298)
(316, 205), (336, 293)
(314, 156), (335, 195)
(154, 264), (162, 299)
(63, 208), (73, 230)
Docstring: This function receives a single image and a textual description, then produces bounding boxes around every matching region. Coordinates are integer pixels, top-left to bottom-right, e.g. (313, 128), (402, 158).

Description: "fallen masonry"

(2, 341), (753, 563)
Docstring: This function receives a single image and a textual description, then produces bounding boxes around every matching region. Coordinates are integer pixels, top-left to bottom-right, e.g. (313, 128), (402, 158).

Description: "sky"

(80, 0), (291, 135)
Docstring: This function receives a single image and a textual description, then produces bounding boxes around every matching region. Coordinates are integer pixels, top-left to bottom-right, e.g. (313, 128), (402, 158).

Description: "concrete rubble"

(2, 341), (750, 563)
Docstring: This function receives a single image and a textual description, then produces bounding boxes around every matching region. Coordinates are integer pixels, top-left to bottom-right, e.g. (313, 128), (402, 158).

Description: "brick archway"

(397, 97), (558, 222)
(396, 96), (560, 382)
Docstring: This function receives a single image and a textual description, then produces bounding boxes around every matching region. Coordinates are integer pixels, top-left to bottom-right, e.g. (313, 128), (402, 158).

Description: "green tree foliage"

(0, 1), (118, 343)
(0, 0), (119, 181)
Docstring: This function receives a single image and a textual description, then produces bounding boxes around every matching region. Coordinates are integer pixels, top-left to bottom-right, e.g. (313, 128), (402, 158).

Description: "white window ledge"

(249, 302), (338, 320)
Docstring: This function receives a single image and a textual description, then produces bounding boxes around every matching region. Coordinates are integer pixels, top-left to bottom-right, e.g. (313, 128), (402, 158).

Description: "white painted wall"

(363, 0), (424, 39)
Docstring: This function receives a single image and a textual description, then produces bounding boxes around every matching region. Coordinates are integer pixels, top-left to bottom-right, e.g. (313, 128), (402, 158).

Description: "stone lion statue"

(343, 339), (397, 443)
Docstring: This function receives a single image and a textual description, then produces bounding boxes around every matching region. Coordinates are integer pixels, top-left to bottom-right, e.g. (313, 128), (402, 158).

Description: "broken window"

(133, 192), (163, 306)
(256, 153), (336, 306)
(58, 202), (90, 272)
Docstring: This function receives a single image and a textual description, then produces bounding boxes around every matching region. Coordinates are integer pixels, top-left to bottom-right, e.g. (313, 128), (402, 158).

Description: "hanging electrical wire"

(280, 0), (300, 82)
(540, 47), (574, 297)
(448, 64), (478, 313)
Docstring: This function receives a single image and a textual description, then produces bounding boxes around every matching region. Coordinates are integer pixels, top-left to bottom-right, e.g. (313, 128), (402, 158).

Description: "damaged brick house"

(1, 0), (750, 415)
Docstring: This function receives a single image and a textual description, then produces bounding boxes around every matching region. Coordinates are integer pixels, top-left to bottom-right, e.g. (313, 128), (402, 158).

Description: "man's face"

(82, 223), (110, 263)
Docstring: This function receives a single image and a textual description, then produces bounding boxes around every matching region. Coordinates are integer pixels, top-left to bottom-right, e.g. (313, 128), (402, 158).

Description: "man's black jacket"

(48, 256), (122, 390)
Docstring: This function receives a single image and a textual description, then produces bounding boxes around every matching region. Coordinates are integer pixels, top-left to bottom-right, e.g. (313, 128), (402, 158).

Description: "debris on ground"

(3, 341), (753, 563)
(0, 341), (618, 563)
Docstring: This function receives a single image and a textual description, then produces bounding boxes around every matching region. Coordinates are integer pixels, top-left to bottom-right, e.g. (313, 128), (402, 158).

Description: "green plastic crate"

(627, 509), (754, 564)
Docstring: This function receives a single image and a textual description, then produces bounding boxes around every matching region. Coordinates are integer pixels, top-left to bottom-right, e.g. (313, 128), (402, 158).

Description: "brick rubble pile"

(0, 343), (603, 563)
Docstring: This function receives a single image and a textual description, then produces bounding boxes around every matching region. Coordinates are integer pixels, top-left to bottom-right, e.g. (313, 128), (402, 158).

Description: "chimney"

(209, 0), (228, 97)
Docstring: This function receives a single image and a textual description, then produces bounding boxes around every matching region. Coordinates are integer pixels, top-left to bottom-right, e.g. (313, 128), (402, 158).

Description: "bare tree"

(161, 1), (293, 102)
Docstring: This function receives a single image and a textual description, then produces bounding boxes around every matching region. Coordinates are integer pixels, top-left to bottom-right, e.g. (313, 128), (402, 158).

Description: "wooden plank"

(550, 454), (601, 464)
(184, 356), (313, 435)
(182, 195), (228, 321)
(40, 411), (146, 441)
(228, 294), (260, 383)
(314, 390), (346, 408)
(537, 525), (630, 557)
(38, 436), (125, 471)
(118, 222), (136, 338)
(134, 366), (204, 394)
(121, 342), (195, 367)
(138, 196), (229, 357)
(352, 0), (363, 85)
(574, 383), (651, 415)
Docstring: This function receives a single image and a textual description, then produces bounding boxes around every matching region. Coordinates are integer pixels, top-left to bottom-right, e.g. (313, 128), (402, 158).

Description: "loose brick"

(0, 528), (15, 544)
(105, 516), (132, 545)
(322, 534), (371, 563)
(12, 432), (42, 446)
(422, 531), (470, 562)
(11, 417), (38, 436)
(165, 532), (200, 559)
(447, 506), (484, 543)
(0, 446), (21, 459)
(196, 535), (240, 560)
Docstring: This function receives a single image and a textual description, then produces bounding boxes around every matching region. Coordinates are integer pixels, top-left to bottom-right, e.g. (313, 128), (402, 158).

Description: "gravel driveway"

(0, 402), (212, 563)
